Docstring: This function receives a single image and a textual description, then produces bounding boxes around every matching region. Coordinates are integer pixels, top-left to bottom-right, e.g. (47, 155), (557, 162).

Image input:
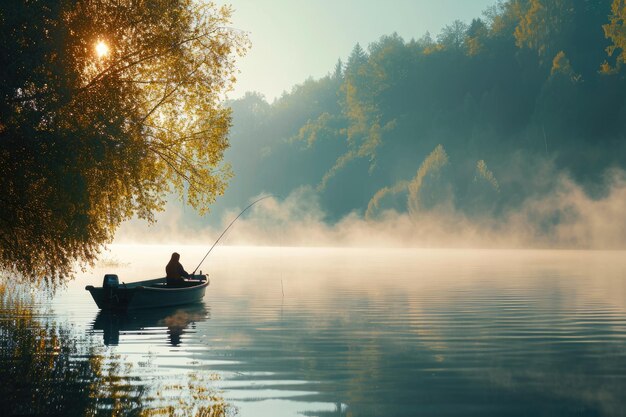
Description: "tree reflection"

(0, 281), (233, 416)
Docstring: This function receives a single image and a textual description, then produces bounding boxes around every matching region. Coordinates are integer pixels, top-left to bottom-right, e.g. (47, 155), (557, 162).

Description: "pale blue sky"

(221, 0), (496, 101)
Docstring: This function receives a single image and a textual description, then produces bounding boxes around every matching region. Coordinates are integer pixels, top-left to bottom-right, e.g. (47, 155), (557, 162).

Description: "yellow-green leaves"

(603, 0), (626, 73)
(408, 145), (450, 215)
(550, 51), (581, 82)
(0, 1), (248, 282)
(474, 160), (500, 193)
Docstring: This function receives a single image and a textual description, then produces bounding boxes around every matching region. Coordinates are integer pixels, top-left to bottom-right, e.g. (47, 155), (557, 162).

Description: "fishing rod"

(191, 195), (272, 275)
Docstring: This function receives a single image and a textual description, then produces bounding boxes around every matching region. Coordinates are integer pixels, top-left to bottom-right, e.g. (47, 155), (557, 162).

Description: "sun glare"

(95, 40), (109, 58)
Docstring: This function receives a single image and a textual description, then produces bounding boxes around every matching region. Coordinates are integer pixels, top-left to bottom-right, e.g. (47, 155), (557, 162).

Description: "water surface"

(2, 246), (626, 416)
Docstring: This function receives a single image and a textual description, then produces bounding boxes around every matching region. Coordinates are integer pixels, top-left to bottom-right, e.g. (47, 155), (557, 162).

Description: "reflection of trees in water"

(0, 281), (102, 414)
(0, 281), (235, 416)
(213, 289), (626, 417)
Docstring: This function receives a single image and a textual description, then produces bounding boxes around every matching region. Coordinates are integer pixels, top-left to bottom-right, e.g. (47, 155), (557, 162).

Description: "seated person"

(166, 252), (190, 286)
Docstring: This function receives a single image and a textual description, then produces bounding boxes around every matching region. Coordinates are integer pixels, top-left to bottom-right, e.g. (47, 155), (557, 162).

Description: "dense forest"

(184, 0), (626, 238)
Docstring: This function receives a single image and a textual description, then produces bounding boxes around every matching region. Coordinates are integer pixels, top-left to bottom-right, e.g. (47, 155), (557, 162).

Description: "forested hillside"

(211, 0), (626, 228)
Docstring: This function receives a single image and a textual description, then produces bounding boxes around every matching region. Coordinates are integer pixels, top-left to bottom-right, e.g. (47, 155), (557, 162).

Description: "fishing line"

(191, 195), (272, 274)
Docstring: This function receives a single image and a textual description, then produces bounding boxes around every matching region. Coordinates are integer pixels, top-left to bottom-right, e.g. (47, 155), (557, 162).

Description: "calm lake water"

(1, 246), (626, 416)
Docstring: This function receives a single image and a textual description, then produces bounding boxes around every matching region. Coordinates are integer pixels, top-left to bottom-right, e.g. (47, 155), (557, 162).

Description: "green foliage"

(550, 51), (581, 82)
(365, 180), (410, 220)
(438, 20), (469, 51)
(474, 160), (500, 193)
(0, 0), (247, 281)
(462, 159), (502, 216)
(603, 0), (626, 72)
(466, 18), (489, 56)
(210, 0), (625, 224)
(407, 145), (451, 215)
(514, 0), (572, 58)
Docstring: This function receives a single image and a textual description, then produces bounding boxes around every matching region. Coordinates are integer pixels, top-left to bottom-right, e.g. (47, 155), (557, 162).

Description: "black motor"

(103, 274), (119, 288)
(103, 274), (119, 303)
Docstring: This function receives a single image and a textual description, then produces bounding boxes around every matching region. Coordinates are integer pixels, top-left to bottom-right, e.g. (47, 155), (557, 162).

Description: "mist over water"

(4, 246), (626, 416)
(116, 169), (626, 250)
(4, 1), (626, 415)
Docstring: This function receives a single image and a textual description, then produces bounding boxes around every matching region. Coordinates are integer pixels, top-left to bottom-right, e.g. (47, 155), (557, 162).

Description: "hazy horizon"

(113, 0), (626, 251)
(4, 2), (626, 415)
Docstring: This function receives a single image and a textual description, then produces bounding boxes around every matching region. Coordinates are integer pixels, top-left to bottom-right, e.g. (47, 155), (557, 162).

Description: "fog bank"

(114, 170), (626, 250)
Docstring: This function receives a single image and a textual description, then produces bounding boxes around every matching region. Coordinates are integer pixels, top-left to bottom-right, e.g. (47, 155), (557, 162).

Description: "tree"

(513, 0), (573, 60)
(415, 31), (435, 51)
(408, 145), (451, 215)
(466, 18), (488, 55)
(603, 0), (626, 72)
(345, 43), (368, 77)
(550, 50), (580, 82)
(0, 0), (248, 281)
(437, 20), (469, 51)
(332, 59), (344, 80)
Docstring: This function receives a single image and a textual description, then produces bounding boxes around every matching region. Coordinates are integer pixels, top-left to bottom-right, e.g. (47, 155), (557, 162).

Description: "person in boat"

(166, 252), (190, 286)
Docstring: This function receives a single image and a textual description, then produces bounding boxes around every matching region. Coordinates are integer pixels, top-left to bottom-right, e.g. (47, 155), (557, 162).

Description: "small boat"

(85, 274), (209, 310)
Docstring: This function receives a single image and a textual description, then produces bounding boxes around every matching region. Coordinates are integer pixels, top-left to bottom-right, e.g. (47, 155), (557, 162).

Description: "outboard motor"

(103, 274), (119, 288)
(103, 274), (119, 304)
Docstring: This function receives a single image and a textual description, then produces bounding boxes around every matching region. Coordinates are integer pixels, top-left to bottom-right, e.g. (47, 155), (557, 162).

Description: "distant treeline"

(217, 0), (626, 222)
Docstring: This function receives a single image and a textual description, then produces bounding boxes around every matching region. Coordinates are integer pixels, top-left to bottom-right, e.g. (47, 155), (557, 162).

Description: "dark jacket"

(166, 260), (189, 284)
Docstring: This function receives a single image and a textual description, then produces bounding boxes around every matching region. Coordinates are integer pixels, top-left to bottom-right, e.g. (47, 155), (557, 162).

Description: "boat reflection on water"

(90, 303), (209, 346)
